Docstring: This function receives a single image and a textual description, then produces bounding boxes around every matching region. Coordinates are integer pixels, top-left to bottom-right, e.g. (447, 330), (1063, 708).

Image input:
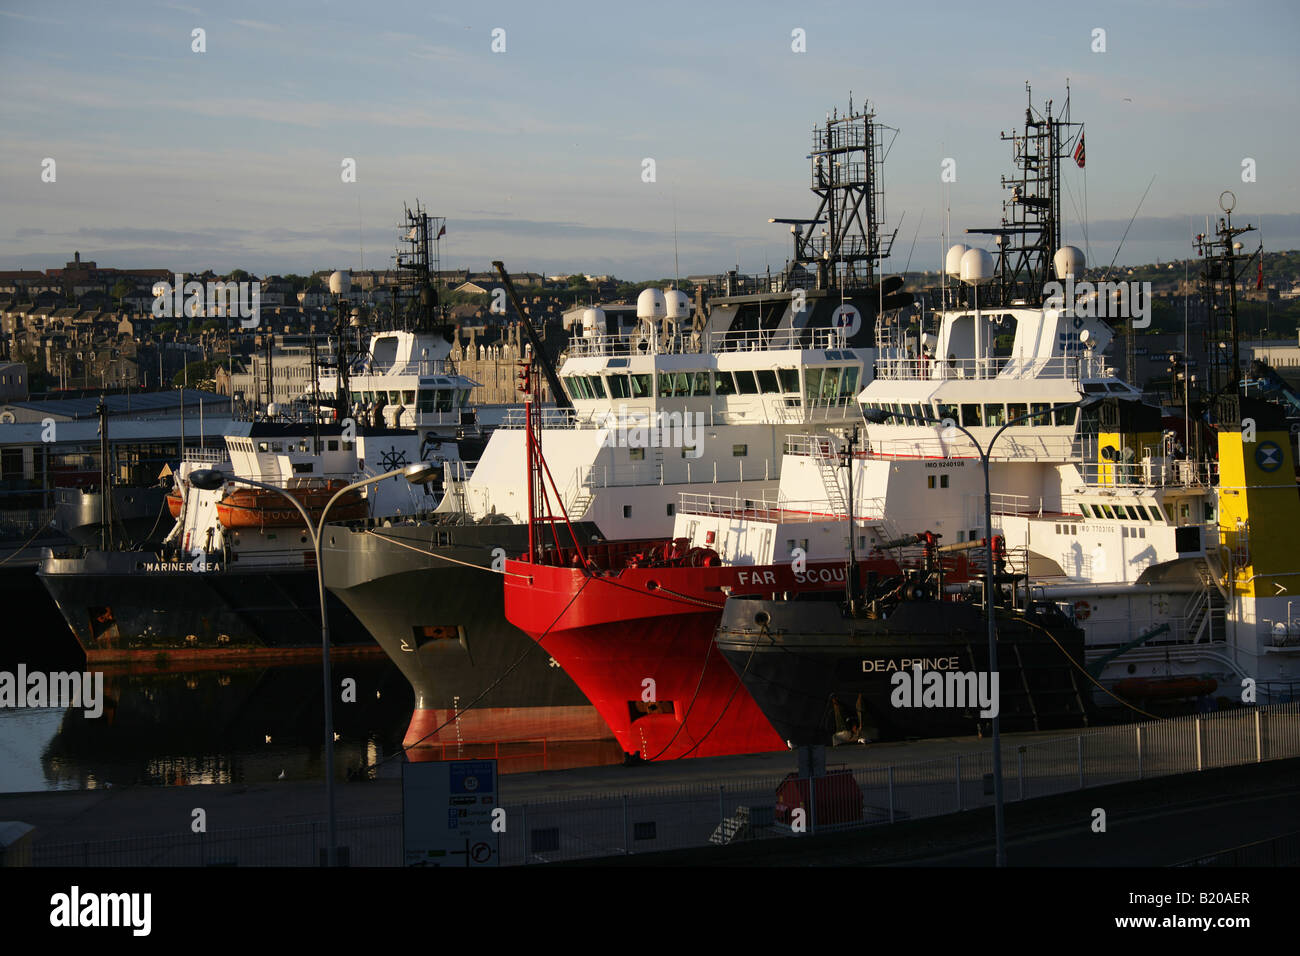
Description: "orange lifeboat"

(214, 480), (368, 529)
(166, 491), (183, 518)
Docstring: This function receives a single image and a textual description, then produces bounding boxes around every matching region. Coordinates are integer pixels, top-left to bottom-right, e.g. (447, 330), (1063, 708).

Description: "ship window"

(623, 505), (632, 518)
(733, 370), (759, 394)
(910, 404), (925, 424)
(629, 448), (645, 461)
(778, 368), (800, 393)
(1099, 504), (1115, 519)
(363, 391), (375, 403)
(666, 503), (675, 516)
(803, 368), (822, 400)
(1126, 506), (1142, 520)
(940, 475), (949, 488)
(606, 375), (631, 399)
(417, 389), (435, 412)
(628, 373), (651, 399)
(327, 440), (338, 451)
(351, 391), (362, 404)
(713, 371), (737, 396)
(586, 376), (608, 399)
(1115, 506), (1129, 520)
(733, 444), (747, 457)
(403, 390), (415, 404)
(927, 476), (936, 489)
(1031, 402), (1051, 425)
(937, 403), (959, 425)
(957, 531), (965, 542)
(436, 390), (453, 412)
(961, 404), (982, 427)
(659, 372), (688, 397)
(1007, 402), (1027, 424)
(984, 404), (1006, 426)
(1079, 503), (1092, 517)
(756, 370), (780, 393)
(1053, 403), (1077, 426)
(839, 366), (859, 397)
(257, 442), (269, 452)
(690, 372), (712, 396)
(1163, 503), (1174, 521)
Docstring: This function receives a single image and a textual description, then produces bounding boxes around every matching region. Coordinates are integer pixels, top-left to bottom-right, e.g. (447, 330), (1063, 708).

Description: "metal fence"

(29, 702), (1300, 866)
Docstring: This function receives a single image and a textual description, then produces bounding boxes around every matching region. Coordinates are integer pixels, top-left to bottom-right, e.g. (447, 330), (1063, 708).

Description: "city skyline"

(2, 0), (1297, 280)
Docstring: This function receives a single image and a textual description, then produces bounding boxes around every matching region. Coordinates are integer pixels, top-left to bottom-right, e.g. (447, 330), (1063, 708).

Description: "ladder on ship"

(811, 437), (849, 517)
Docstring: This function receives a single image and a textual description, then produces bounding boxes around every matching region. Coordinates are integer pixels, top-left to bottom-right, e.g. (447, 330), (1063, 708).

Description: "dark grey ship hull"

(715, 596), (1092, 745)
(321, 517), (601, 722)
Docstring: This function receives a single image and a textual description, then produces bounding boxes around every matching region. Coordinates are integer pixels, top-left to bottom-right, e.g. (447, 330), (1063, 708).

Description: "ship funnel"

(1054, 245), (1085, 278)
(944, 244), (970, 277)
(959, 248), (994, 285)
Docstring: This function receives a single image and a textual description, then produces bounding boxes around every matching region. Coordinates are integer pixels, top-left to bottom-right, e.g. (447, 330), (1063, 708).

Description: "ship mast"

(1195, 191), (1260, 395)
(393, 201), (448, 335)
(791, 100), (898, 293)
(965, 83), (1083, 307)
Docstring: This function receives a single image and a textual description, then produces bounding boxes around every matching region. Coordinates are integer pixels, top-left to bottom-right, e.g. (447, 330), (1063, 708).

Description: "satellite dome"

(1054, 246), (1085, 278)
(959, 248), (994, 285)
(328, 270), (351, 295)
(945, 244), (970, 277)
(636, 287), (667, 320)
(664, 289), (690, 320)
(581, 307), (606, 337)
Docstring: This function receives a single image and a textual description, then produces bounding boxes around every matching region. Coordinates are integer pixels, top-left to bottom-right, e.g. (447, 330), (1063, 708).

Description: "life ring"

(1074, 600), (1091, 621)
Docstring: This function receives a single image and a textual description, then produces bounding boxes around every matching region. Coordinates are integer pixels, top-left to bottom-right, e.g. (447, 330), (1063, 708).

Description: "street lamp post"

(863, 399), (1084, 866)
(190, 460), (437, 865)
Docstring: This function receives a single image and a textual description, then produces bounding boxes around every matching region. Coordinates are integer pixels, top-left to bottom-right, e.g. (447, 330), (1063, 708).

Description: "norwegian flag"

(1073, 133), (1085, 168)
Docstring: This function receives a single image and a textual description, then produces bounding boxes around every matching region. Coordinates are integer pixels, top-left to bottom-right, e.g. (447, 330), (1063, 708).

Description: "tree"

(229, 269), (250, 282)
(111, 278), (134, 307)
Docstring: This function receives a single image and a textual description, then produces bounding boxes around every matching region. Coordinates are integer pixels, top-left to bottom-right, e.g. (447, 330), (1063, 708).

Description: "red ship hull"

(504, 549), (913, 760)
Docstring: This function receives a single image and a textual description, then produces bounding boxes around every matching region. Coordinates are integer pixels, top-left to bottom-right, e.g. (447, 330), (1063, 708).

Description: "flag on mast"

(436, 224), (446, 239)
(1073, 132), (1085, 168)
(1257, 255), (1263, 290)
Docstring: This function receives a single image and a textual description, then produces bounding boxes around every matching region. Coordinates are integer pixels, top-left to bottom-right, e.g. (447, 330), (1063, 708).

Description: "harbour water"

(0, 633), (622, 793)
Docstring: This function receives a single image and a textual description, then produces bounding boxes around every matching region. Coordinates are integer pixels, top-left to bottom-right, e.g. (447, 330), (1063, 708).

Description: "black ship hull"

(320, 518), (600, 732)
(715, 596), (1092, 745)
(38, 549), (376, 659)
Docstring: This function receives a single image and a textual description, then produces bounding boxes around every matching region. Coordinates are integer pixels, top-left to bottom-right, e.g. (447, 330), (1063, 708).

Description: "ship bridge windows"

(1053, 403), (1078, 426)
(403, 390), (415, 404)
(961, 404), (982, 427)
(690, 372), (712, 397)
(1031, 402), (1051, 424)
(659, 372), (688, 397)
(778, 368), (800, 393)
(436, 390), (453, 412)
(839, 366), (859, 398)
(713, 371), (737, 396)
(606, 375), (632, 400)
(730, 370), (757, 394)
(936, 402), (959, 425)
(629, 374), (653, 399)
(756, 369), (780, 394)
(984, 404), (1007, 427)
(1007, 402), (1027, 423)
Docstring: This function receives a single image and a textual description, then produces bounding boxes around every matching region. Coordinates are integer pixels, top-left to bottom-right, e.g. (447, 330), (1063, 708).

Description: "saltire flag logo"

(1073, 133), (1086, 168)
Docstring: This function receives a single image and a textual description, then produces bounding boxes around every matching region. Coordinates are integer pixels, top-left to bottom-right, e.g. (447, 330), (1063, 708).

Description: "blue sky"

(2, 0), (1297, 279)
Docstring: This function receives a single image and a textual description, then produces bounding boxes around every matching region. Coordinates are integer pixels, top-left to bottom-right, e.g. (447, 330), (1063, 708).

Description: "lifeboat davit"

(1113, 676), (1218, 700)
(214, 480), (368, 529)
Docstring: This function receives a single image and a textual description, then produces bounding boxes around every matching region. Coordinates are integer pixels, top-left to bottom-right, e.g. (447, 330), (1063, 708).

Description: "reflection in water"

(1, 655), (622, 792)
